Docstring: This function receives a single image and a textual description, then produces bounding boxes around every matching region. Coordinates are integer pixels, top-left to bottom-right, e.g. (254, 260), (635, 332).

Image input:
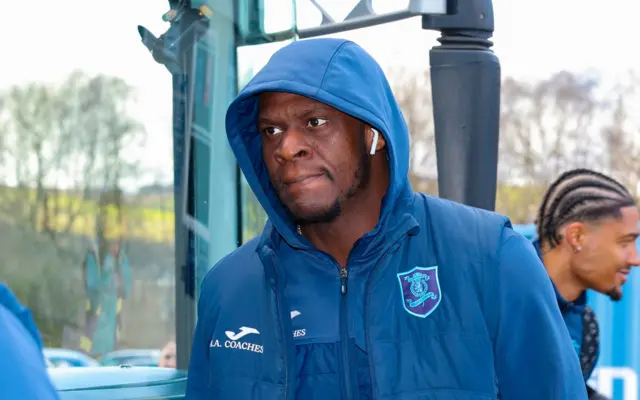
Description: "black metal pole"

(423, 0), (500, 211)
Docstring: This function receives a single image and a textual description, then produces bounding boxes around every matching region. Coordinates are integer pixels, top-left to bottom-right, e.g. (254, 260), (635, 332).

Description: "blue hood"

(0, 281), (43, 349)
(225, 38), (411, 248)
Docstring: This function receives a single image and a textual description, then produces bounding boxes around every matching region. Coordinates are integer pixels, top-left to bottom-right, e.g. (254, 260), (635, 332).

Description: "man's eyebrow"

(257, 103), (330, 125)
(296, 104), (330, 118)
(256, 115), (279, 126)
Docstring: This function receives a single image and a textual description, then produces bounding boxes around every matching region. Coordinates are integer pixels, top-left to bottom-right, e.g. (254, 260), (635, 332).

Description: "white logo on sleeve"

(210, 326), (263, 354)
(290, 310), (301, 319)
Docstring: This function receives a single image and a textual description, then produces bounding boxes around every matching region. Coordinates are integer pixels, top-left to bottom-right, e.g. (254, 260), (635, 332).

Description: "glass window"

(0, 1), (176, 368)
(241, 174), (268, 243)
(1, 0), (295, 394)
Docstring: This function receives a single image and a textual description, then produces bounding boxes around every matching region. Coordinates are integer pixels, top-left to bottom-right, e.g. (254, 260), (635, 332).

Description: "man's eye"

(262, 126), (283, 136)
(307, 118), (327, 128)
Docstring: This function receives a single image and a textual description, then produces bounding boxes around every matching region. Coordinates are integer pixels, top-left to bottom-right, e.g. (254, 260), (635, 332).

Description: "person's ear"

(564, 222), (586, 253)
(367, 126), (386, 155)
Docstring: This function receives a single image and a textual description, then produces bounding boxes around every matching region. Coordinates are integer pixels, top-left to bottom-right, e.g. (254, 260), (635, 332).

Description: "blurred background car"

(97, 349), (162, 367)
(44, 348), (100, 368)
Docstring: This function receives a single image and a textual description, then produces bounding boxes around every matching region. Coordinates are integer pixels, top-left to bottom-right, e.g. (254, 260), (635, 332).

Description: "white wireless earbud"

(370, 128), (379, 155)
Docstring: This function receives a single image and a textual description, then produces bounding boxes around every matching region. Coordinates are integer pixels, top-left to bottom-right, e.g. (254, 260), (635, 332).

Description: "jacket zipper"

(269, 252), (290, 400)
(364, 232), (413, 400)
(339, 265), (353, 400)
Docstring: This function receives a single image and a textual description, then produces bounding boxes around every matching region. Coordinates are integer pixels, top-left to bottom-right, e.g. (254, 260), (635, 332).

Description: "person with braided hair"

(534, 168), (640, 399)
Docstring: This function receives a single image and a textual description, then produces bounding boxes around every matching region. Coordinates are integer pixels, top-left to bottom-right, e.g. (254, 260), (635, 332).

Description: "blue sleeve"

(0, 283), (44, 349)
(185, 290), (212, 399)
(0, 306), (60, 400)
(494, 231), (587, 399)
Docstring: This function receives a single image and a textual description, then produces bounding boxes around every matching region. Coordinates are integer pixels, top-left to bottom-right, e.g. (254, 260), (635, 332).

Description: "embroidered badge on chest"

(397, 266), (442, 318)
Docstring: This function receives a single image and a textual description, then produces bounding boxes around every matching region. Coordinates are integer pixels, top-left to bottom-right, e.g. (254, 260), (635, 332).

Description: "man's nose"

(627, 244), (640, 267)
(276, 128), (310, 162)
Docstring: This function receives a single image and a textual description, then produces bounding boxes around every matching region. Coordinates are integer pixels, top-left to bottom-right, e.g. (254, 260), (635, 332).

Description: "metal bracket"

(137, 3), (211, 73)
(422, 0), (493, 32)
(297, 0), (447, 38)
(423, 0), (495, 50)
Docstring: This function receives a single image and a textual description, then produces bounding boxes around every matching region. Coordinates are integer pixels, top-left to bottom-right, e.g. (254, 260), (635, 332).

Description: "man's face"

(258, 92), (374, 224)
(571, 206), (640, 297)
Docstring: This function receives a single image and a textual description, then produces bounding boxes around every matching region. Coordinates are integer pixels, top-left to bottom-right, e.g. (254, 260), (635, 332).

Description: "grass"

(0, 186), (175, 244)
(0, 182), (576, 243)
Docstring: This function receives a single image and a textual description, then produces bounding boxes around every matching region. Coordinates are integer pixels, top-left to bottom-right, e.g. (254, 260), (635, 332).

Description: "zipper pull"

(340, 267), (348, 295)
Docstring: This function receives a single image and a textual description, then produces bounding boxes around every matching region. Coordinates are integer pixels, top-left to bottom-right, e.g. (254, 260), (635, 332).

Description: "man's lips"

(283, 173), (324, 186)
(617, 268), (630, 284)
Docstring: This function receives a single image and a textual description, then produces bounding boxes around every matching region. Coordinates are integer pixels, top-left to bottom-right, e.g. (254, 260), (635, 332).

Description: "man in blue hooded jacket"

(0, 282), (60, 399)
(533, 169), (640, 399)
(186, 38), (587, 399)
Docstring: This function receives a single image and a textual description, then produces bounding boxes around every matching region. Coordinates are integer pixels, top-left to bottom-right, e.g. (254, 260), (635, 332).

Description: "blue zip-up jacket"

(0, 282), (60, 399)
(186, 38), (587, 399)
(532, 239), (599, 380)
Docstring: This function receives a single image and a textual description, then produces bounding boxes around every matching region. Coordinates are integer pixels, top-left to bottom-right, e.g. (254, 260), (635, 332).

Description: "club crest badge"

(397, 266), (441, 318)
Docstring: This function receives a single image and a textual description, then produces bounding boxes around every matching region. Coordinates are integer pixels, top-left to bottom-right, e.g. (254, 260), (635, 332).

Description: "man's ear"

(564, 222), (587, 252)
(366, 125), (386, 155)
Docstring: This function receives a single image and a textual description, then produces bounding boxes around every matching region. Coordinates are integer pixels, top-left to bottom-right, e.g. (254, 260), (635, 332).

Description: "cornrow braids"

(536, 168), (637, 249)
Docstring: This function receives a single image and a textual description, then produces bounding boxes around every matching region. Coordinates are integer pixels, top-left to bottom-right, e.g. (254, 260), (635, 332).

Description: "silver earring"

(575, 246), (582, 253)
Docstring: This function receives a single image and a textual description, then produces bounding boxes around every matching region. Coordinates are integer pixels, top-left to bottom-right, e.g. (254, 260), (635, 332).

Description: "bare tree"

(0, 72), (146, 342)
(601, 71), (640, 196)
(497, 72), (606, 222)
(388, 67), (436, 193)
(500, 71), (604, 186)
(0, 71), (144, 247)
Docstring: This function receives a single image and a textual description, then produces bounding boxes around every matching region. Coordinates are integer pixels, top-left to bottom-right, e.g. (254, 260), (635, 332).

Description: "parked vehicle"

(97, 349), (162, 367)
(44, 348), (100, 368)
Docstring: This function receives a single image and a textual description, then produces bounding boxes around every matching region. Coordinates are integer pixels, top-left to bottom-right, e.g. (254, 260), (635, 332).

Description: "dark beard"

(293, 124), (372, 225)
(606, 288), (623, 302)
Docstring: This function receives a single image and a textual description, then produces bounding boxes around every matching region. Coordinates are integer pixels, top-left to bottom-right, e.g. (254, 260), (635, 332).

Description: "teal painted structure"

(50, 367), (187, 399)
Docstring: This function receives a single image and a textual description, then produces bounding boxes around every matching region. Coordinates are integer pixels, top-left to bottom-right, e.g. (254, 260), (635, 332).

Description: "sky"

(1, 0), (638, 190)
